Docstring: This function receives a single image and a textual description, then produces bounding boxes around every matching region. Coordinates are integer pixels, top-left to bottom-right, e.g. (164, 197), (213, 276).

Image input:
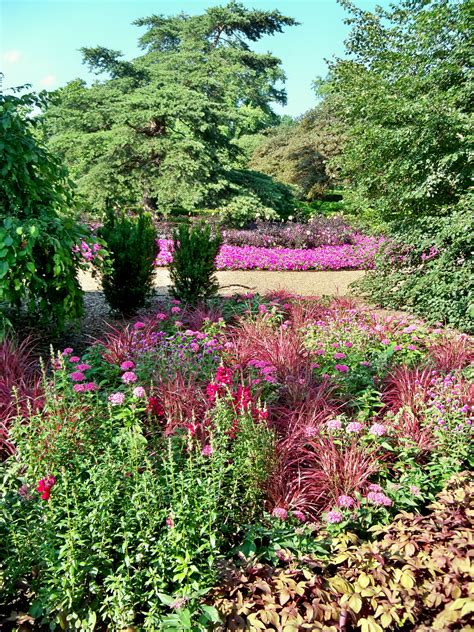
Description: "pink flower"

(326, 419), (342, 430)
(315, 348), (325, 356)
(175, 320), (183, 328)
(394, 345), (402, 351)
(69, 356), (80, 363)
(407, 344), (417, 351)
(337, 495), (355, 509)
(73, 383), (85, 393)
(333, 352), (346, 360)
(120, 360), (135, 371)
(133, 386), (146, 398)
(108, 392), (125, 406)
(272, 507), (288, 520)
(369, 423), (386, 436)
(122, 371), (137, 384)
(304, 425), (318, 437)
(83, 382), (98, 392)
(258, 304), (268, 313)
(62, 347), (73, 356)
(291, 510), (306, 523)
(368, 483), (383, 492)
(156, 313), (168, 321)
(215, 366), (233, 386)
(133, 321), (146, 330)
(410, 485), (421, 496)
(171, 306), (181, 314)
(344, 341), (353, 348)
(367, 491), (392, 507)
(75, 363), (91, 372)
(70, 371), (85, 382)
(381, 338), (391, 345)
(326, 510), (343, 524)
(166, 514), (174, 528)
(335, 364), (349, 373)
(201, 444), (213, 456)
(190, 342), (200, 353)
(346, 422), (364, 433)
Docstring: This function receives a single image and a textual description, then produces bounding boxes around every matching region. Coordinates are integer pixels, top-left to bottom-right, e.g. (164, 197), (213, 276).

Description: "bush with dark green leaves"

(169, 223), (222, 304)
(0, 90), (88, 334)
(356, 202), (474, 333)
(98, 210), (157, 314)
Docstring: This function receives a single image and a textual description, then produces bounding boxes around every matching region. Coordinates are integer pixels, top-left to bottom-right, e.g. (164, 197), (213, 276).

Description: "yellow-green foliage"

(210, 473), (474, 631)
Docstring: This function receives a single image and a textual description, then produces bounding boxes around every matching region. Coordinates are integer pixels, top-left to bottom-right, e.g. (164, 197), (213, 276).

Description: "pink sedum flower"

(108, 392), (125, 406)
(75, 363), (91, 372)
(272, 507), (288, 520)
(70, 371), (85, 382)
(133, 321), (146, 330)
(73, 383), (85, 393)
(122, 371), (137, 384)
(335, 364), (349, 373)
(367, 491), (392, 507)
(326, 510), (343, 524)
(120, 360), (135, 371)
(369, 423), (386, 437)
(201, 444), (213, 457)
(346, 422), (364, 433)
(326, 419), (342, 430)
(69, 356), (80, 363)
(83, 382), (98, 392)
(333, 352), (346, 360)
(337, 495), (355, 509)
(156, 313), (168, 321)
(62, 347), (73, 356)
(171, 306), (181, 314)
(292, 510), (306, 523)
(133, 386), (146, 398)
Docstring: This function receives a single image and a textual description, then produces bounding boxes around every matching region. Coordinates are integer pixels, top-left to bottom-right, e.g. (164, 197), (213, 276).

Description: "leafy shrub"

(219, 194), (279, 228)
(210, 473), (474, 631)
(98, 209), (157, 314)
(169, 223), (222, 304)
(0, 361), (274, 630)
(0, 90), (88, 331)
(356, 204), (474, 333)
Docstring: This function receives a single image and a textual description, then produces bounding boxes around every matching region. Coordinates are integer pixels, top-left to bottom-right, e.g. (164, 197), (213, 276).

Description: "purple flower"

(272, 507), (288, 520)
(337, 495), (355, 509)
(346, 422), (364, 433)
(108, 392), (125, 406)
(291, 510), (306, 523)
(333, 352), (346, 360)
(335, 364), (349, 373)
(133, 386), (146, 398)
(201, 444), (213, 457)
(83, 382), (98, 392)
(120, 360), (135, 371)
(367, 491), (392, 507)
(326, 510), (343, 524)
(326, 419), (342, 430)
(70, 371), (85, 382)
(368, 483), (383, 492)
(369, 423), (386, 437)
(122, 371), (137, 384)
(75, 363), (91, 372)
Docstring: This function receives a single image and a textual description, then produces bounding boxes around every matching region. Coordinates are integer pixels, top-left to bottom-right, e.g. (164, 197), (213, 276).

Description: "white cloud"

(3, 50), (22, 63)
(39, 74), (57, 88)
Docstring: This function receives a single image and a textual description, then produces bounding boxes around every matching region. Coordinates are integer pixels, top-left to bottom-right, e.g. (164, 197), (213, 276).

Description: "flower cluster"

(37, 475), (56, 501)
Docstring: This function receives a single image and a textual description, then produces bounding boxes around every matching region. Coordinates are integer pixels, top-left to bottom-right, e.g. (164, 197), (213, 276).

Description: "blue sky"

(1, 0), (390, 117)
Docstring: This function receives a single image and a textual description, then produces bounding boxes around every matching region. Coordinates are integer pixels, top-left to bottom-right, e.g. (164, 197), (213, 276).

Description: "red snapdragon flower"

(147, 396), (165, 417)
(36, 475), (56, 501)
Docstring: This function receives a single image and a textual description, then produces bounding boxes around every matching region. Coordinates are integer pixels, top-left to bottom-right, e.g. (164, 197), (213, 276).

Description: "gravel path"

(79, 268), (365, 297)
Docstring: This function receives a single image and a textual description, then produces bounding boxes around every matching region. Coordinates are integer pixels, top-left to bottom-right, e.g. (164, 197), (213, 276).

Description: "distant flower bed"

(155, 233), (384, 271)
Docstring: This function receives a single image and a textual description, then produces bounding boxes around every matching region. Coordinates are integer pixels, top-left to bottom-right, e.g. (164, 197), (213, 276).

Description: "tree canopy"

(325, 0), (472, 227)
(43, 2), (297, 214)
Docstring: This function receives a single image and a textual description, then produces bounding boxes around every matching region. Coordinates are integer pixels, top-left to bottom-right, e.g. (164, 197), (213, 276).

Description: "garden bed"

(1, 294), (472, 630)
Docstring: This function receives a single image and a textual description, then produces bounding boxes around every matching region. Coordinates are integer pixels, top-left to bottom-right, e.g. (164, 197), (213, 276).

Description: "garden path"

(79, 268), (365, 297)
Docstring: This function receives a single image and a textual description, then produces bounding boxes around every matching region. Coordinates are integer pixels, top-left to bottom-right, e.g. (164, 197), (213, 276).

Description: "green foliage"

(42, 3), (297, 215)
(210, 474), (474, 631)
(249, 101), (344, 200)
(0, 366), (275, 630)
(356, 203), (474, 332)
(219, 194), (279, 228)
(0, 90), (87, 331)
(169, 223), (222, 304)
(324, 0), (472, 330)
(225, 168), (295, 219)
(97, 210), (157, 315)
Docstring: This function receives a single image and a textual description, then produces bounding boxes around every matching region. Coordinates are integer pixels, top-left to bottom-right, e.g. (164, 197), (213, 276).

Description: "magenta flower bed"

(155, 234), (384, 271)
